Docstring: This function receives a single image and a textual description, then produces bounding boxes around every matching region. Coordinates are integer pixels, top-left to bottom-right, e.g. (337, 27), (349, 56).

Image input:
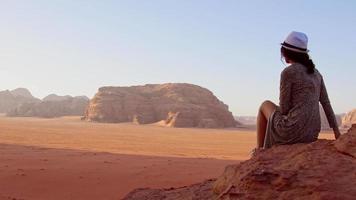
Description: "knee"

(260, 100), (273, 110)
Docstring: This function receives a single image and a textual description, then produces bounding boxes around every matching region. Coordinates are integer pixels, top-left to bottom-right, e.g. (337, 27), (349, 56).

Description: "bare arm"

(320, 76), (340, 139)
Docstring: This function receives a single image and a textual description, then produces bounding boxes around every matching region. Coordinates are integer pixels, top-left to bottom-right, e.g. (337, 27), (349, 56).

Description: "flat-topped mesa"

(84, 83), (237, 128)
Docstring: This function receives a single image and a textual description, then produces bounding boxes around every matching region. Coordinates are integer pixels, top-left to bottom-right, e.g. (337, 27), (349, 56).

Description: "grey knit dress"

(264, 63), (338, 148)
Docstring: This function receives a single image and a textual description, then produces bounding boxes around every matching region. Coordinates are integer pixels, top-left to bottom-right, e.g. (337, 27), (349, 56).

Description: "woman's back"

(267, 62), (337, 147)
(277, 63), (323, 140)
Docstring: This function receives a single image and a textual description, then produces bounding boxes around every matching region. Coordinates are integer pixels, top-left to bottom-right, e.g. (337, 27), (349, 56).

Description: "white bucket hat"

(281, 31), (309, 53)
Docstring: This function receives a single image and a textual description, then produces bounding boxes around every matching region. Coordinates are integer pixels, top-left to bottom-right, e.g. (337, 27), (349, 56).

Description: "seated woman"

(256, 31), (341, 151)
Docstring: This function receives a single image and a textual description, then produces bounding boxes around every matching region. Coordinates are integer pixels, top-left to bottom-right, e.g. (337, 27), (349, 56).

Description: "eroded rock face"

(123, 126), (356, 200)
(84, 83), (236, 128)
(334, 124), (356, 158)
(212, 132), (356, 199)
(7, 96), (89, 118)
(342, 109), (356, 128)
(0, 88), (40, 113)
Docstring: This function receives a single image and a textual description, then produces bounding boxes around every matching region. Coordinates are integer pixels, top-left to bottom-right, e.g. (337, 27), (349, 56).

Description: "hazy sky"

(0, 0), (355, 115)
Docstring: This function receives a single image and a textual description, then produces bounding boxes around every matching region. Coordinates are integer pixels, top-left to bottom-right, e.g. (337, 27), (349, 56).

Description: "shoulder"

(314, 68), (322, 77)
(281, 63), (320, 78)
(281, 63), (300, 78)
(312, 68), (323, 82)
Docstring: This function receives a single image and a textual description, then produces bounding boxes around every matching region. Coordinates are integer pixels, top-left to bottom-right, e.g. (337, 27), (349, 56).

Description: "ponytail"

(300, 54), (315, 74)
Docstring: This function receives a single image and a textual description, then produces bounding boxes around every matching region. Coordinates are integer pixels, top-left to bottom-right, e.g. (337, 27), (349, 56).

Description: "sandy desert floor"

(0, 116), (335, 200)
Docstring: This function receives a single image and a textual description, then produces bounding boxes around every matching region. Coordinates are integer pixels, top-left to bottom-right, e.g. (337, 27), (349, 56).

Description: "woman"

(256, 31), (341, 151)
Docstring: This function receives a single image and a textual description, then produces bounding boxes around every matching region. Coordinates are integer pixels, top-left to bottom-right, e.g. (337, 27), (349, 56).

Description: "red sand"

(0, 144), (236, 200)
(0, 116), (334, 199)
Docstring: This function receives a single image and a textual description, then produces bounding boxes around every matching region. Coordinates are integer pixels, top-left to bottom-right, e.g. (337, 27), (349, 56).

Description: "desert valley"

(2, 1), (356, 199)
(0, 84), (355, 199)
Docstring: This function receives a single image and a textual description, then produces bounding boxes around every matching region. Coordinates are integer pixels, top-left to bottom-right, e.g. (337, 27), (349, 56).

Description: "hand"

(333, 127), (341, 139)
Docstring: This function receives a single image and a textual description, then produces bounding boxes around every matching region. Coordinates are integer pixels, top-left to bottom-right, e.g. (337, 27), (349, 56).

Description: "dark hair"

(281, 47), (315, 74)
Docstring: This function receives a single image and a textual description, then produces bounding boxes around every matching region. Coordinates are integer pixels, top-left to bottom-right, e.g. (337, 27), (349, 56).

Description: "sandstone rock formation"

(43, 94), (73, 102)
(123, 125), (356, 200)
(7, 95), (89, 118)
(10, 88), (35, 99)
(84, 83), (237, 128)
(341, 109), (356, 128)
(0, 88), (40, 113)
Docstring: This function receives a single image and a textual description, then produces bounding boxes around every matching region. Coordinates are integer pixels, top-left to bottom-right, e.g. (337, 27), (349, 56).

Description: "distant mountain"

(43, 94), (72, 102)
(0, 88), (40, 113)
(7, 95), (89, 118)
(10, 88), (34, 98)
(319, 106), (343, 129)
(234, 116), (256, 125)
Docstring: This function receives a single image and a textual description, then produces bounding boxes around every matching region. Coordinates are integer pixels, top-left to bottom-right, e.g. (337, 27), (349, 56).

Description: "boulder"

(84, 83), (236, 128)
(123, 126), (356, 200)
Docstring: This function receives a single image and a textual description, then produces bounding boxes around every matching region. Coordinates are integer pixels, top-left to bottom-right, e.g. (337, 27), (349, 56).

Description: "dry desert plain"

(0, 116), (334, 200)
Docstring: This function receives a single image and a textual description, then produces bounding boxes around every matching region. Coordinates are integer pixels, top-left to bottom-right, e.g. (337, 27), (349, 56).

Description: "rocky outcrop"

(341, 109), (356, 128)
(7, 96), (89, 118)
(84, 83), (236, 128)
(123, 126), (356, 200)
(124, 180), (216, 200)
(0, 88), (40, 113)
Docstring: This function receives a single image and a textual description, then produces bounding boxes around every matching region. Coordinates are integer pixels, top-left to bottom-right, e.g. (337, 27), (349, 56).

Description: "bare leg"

(256, 100), (277, 148)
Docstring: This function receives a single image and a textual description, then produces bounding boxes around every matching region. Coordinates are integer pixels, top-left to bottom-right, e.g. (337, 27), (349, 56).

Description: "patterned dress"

(264, 63), (338, 148)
